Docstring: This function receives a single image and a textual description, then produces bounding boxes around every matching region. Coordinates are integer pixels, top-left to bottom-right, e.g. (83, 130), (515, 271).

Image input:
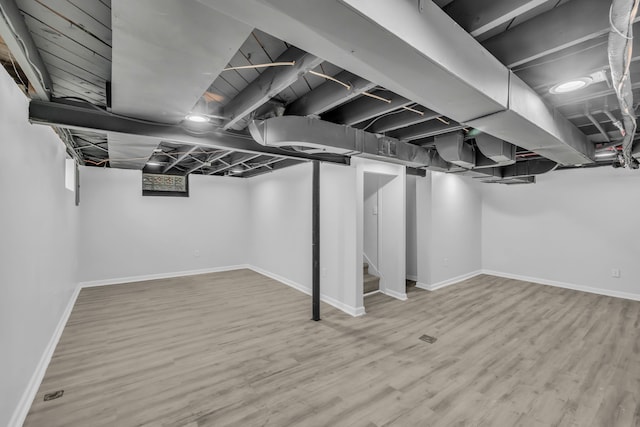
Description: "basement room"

(1, 0), (639, 426)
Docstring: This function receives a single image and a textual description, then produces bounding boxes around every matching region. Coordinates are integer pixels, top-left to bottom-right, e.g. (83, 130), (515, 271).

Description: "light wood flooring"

(24, 270), (640, 426)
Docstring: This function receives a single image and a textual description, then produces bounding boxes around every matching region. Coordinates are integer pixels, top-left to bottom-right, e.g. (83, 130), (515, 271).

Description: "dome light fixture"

(185, 113), (209, 123)
(549, 77), (593, 95)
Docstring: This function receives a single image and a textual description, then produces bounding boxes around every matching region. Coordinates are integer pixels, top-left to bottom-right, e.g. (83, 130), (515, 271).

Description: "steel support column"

(312, 160), (320, 321)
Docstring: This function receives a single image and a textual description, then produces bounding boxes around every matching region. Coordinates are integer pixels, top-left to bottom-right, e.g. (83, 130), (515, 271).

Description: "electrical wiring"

(0, 4), (51, 94)
(361, 108), (406, 131)
(223, 62), (295, 71)
(308, 70), (351, 90)
(7, 50), (26, 89)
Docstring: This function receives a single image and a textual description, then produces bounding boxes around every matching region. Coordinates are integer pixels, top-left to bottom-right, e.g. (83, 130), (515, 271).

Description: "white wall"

(417, 171), (483, 289)
(78, 167), (250, 283)
(406, 174), (418, 279)
(249, 162), (360, 315)
(363, 173), (379, 270)
(0, 68), (78, 427)
(482, 167), (640, 298)
(248, 162), (312, 290)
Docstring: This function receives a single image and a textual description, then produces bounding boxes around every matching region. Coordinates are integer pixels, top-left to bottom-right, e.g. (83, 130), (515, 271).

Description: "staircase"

(363, 263), (380, 295)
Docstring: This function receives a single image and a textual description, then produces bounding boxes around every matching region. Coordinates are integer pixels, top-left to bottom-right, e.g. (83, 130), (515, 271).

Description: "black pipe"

(312, 160), (320, 321)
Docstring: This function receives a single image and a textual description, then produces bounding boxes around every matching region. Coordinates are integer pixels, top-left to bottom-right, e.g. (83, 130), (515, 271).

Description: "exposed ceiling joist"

(444, 0), (553, 38)
(163, 145), (198, 173)
(28, 100), (350, 165)
(222, 46), (323, 130)
(483, 0), (621, 68)
(0, 0), (52, 100)
(323, 92), (412, 126)
(285, 70), (376, 116)
(389, 120), (465, 141)
(361, 106), (440, 133)
(185, 150), (230, 175)
(208, 153), (262, 175)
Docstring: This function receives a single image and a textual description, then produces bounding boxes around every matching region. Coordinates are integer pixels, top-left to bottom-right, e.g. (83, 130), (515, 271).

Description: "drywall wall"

(320, 162), (359, 312)
(0, 68), (78, 427)
(248, 162), (312, 290)
(248, 161), (360, 315)
(482, 167), (640, 298)
(77, 167), (250, 283)
(406, 174), (418, 279)
(363, 173), (379, 271)
(417, 171), (482, 288)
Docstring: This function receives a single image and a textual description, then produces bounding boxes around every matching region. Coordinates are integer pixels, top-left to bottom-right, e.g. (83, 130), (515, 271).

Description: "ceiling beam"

(322, 91), (412, 126)
(444, 0), (553, 38)
(0, 0), (52, 100)
(28, 99), (350, 165)
(483, 0), (619, 68)
(389, 120), (465, 141)
(285, 70), (376, 116)
(223, 46), (323, 130)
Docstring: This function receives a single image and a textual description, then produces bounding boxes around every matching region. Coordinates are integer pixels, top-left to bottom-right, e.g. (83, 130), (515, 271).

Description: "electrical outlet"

(443, 257), (449, 267)
(194, 249), (200, 258)
(611, 268), (621, 278)
(321, 267), (327, 278)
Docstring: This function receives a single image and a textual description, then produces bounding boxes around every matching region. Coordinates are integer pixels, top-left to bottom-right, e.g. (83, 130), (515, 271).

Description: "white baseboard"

(416, 270), (483, 292)
(9, 284), (80, 427)
(482, 270), (640, 302)
(247, 265), (365, 317)
(406, 275), (418, 281)
(78, 265), (249, 288)
(382, 288), (408, 301)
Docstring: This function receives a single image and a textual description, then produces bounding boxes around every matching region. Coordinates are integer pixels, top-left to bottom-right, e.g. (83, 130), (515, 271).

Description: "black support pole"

(312, 160), (321, 321)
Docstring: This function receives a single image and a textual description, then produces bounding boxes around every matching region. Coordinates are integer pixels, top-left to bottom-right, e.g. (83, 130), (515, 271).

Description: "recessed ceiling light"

(549, 77), (593, 95)
(185, 113), (209, 123)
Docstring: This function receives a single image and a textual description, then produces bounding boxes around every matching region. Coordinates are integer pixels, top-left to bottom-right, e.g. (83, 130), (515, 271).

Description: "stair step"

(363, 273), (379, 294)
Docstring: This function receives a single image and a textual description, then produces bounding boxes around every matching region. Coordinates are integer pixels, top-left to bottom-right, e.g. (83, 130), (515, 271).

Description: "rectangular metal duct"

(435, 132), (475, 169)
(475, 134), (516, 164)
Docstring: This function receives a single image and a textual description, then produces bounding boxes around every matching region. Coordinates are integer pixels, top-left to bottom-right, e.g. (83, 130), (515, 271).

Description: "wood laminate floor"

(24, 270), (640, 426)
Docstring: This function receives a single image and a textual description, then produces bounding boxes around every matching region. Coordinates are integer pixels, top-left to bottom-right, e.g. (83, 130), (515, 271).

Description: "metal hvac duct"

(249, 116), (437, 168)
(475, 134), (516, 165)
(434, 131), (475, 169)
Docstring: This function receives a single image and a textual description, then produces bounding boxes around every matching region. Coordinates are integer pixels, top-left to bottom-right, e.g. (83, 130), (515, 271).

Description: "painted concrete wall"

(0, 68), (79, 427)
(482, 167), (640, 298)
(78, 167), (250, 283)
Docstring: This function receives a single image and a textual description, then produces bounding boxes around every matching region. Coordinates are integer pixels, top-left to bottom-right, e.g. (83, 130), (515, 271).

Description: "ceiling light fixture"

(146, 161), (162, 166)
(549, 77), (593, 95)
(185, 113), (209, 123)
